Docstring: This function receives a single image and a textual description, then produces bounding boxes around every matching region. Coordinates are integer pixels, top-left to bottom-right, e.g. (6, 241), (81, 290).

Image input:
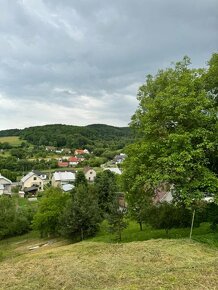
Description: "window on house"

(33, 177), (37, 180)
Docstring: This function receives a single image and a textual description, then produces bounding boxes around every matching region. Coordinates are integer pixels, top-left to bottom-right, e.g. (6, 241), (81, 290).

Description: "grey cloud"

(0, 0), (217, 129)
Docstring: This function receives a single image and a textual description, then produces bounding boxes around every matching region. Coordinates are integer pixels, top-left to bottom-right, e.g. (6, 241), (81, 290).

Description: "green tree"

(123, 56), (218, 216)
(205, 52), (218, 105)
(145, 203), (192, 236)
(59, 185), (101, 240)
(32, 187), (69, 237)
(0, 196), (34, 240)
(107, 194), (128, 242)
(95, 170), (118, 216)
(74, 171), (87, 187)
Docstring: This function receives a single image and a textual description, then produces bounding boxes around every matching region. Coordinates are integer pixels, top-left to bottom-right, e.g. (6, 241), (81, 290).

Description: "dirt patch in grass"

(0, 238), (217, 290)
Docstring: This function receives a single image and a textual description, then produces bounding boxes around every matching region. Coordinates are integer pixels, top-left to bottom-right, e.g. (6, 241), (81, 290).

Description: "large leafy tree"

(32, 187), (69, 237)
(59, 185), (101, 240)
(123, 56), (218, 209)
(95, 170), (118, 216)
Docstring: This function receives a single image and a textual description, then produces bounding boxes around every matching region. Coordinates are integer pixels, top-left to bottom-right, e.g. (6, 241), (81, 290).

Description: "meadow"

(0, 136), (23, 146)
(0, 222), (217, 290)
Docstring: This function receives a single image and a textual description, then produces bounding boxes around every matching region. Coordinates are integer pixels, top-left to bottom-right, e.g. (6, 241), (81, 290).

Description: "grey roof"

(21, 172), (43, 183)
(0, 174), (12, 184)
(62, 184), (75, 192)
(32, 170), (44, 176)
(53, 171), (76, 182)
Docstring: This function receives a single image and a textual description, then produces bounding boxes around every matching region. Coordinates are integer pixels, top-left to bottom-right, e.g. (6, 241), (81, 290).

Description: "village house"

(0, 174), (12, 196)
(83, 167), (96, 182)
(32, 170), (47, 180)
(20, 171), (44, 196)
(68, 156), (80, 166)
(58, 161), (69, 167)
(52, 171), (76, 188)
(74, 149), (89, 155)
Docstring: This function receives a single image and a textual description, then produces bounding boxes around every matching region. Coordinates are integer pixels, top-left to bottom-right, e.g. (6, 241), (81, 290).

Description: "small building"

(74, 149), (89, 155)
(83, 167), (96, 182)
(62, 183), (75, 192)
(58, 161), (69, 167)
(52, 171), (76, 188)
(68, 156), (80, 166)
(21, 171), (44, 194)
(0, 174), (12, 195)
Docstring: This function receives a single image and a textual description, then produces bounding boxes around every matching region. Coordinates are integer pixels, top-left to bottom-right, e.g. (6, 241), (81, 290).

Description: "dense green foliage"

(123, 55), (218, 210)
(0, 196), (35, 240)
(74, 171), (88, 187)
(59, 185), (101, 240)
(95, 170), (118, 215)
(32, 188), (69, 237)
(0, 129), (21, 137)
(107, 194), (128, 241)
(0, 124), (133, 149)
(0, 156), (57, 176)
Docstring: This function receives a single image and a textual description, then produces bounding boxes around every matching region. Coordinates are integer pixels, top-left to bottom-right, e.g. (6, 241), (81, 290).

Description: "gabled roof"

(58, 162), (69, 167)
(21, 172), (43, 183)
(0, 174), (12, 184)
(68, 156), (79, 162)
(53, 171), (76, 182)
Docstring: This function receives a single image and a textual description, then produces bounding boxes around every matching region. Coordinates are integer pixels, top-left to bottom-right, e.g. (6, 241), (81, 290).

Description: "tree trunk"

(189, 209), (195, 239)
(139, 221), (143, 231)
(81, 228), (84, 241)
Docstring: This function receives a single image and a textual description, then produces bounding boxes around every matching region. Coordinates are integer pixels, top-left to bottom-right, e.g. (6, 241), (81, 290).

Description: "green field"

(0, 136), (23, 146)
(0, 221), (218, 290)
(0, 232), (217, 290)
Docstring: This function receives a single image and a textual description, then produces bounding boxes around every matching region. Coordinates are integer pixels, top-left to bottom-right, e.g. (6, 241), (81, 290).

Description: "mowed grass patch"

(0, 136), (23, 146)
(0, 237), (218, 290)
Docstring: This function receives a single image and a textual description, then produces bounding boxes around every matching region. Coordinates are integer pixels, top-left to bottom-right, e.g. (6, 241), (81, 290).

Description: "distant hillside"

(0, 129), (21, 137)
(0, 124), (133, 149)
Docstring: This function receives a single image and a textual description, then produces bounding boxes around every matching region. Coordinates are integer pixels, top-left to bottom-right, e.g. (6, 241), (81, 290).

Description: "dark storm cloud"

(0, 0), (217, 129)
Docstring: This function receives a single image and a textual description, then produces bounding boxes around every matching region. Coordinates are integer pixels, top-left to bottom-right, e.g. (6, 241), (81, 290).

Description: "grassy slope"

(0, 136), (23, 146)
(0, 230), (218, 289)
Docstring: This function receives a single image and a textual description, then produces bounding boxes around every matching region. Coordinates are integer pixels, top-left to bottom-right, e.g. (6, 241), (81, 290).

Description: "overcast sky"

(0, 0), (217, 130)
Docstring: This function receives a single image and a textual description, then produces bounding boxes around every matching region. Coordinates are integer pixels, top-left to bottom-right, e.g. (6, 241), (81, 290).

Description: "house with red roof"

(68, 156), (79, 166)
(58, 161), (69, 168)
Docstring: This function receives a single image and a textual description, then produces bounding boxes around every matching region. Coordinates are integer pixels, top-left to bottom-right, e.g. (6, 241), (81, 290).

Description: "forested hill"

(0, 124), (133, 148)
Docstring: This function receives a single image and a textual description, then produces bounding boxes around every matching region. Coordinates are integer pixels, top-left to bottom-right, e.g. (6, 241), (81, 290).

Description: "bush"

(0, 196), (35, 240)
(145, 203), (193, 235)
